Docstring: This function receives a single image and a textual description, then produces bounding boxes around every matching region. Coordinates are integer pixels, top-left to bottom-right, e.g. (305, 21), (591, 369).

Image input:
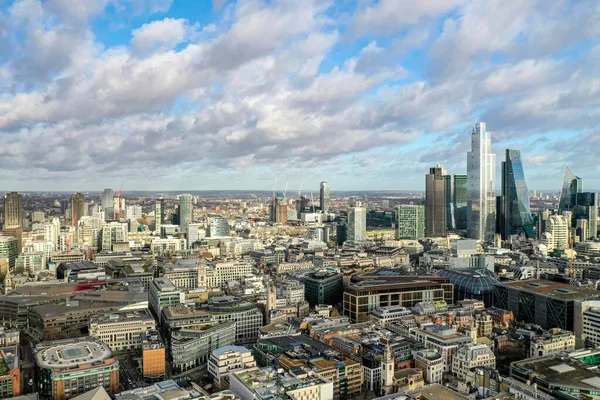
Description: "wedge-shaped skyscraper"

(500, 149), (534, 239)
(558, 165), (582, 210)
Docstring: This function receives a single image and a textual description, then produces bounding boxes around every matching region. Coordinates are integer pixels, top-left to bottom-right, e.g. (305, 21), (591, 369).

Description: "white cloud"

(131, 18), (196, 56)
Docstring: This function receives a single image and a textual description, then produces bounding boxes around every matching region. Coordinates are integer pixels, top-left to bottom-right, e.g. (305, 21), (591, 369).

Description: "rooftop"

(406, 384), (469, 400)
(151, 277), (177, 292)
(36, 339), (115, 371)
(497, 279), (600, 300)
(232, 367), (329, 400)
(512, 356), (600, 391)
(213, 345), (251, 357)
(89, 309), (154, 325)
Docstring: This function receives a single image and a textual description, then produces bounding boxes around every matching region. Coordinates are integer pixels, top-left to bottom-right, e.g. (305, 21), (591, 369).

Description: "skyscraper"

(320, 181), (330, 213)
(178, 194), (193, 234)
(155, 199), (165, 234)
(347, 207), (366, 242)
(71, 193), (87, 227)
(572, 192), (599, 240)
(3, 192), (23, 228)
(466, 122), (496, 242)
(445, 175), (467, 230)
(425, 165), (447, 237)
(501, 149), (534, 239)
(101, 188), (114, 221)
(396, 205), (425, 240)
(559, 165), (582, 211)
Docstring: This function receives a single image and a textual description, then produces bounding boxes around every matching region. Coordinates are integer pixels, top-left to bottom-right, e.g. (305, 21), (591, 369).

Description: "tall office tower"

(572, 192), (599, 240)
(347, 207), (366, 242)
(396, 205), (425, 240)
(155, 199), (165, 233)
(537, 210), (553, 239)
(178, 194), (193, 234)
(425, 165), (447, 237)
(445, 175), (467, 230)
(296, 196), (309, 218)
(466, 122), (496, 242)
(320, 181), (330, 213)
(71, 193), (87, 227)
(3, 192), (23, 228)
(559, 165), (582, 210)
(44, 218), (61, 249)
(501, 149), (535, 239)
(101, 188), (114, 221)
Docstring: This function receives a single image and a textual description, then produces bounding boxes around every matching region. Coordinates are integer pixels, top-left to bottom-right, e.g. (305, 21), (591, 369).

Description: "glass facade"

(437, 268), (500, 307)
(559, 165), (582, 210)
(178, 194), (193, 233)
(572, 192), (599, 240)
(445, 174), (467, 231)
(502, 149), (535, 239)
(425, 165), (447, 237)
(466, 122), (496, 242)
(396, 205), (425, 240)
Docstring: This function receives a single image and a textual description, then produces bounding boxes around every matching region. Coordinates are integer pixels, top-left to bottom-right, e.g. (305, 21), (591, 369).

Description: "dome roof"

(437, 268), (500, 295)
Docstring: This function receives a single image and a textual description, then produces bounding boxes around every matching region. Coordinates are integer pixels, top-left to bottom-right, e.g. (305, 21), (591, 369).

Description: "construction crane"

(115, 182), (124, 220)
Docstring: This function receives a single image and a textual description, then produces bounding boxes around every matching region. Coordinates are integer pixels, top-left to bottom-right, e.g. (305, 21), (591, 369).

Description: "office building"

(205, 260), (253, 289)
(101, 222), (128, 252)
(409, 325), (473, 372)
(303, 271), (343, 308)
(208, 345), (256, 389)
(541, 215), (569, 251)
(154, 199), (165, 234)
(320, 181), (330, 213)
(500, 149), (535, 239)
(445, 175), (467, 231)
(71, 193), (87, 226)
(466, 122), (496, 242)
(101, 188), (114, 220)
(141, 330), (166, 379)
(425, 165), (447, 237)
(451, 344), (495, 383)
(89, 310), (156, 352)
(415, 350), (444, 384)
(208, 214), (230, 237)
(396, 205), (425, 240)
(2, 226), (22, 254)
(178, 194), (193, 234)
(207, 297), (263, 346)
(15, 251), (46, 275)
(148, 278), (184, 321)
(344, 276), (454, 323)
(230, 367), (333, 400)
(493, 280), (600, 331)
(572, 192), (599, 240)
(0, 236), (18, 269)
(150, 237), (187, 254)
(35, 338), (120, 400)
(0, 337), (20, 398)
(559, 164), (582, 210)
(529, 328), (575, 358)
(3, 192), (22, 228)
(347, 207), (366, 242)
(163, 260), (203, 290)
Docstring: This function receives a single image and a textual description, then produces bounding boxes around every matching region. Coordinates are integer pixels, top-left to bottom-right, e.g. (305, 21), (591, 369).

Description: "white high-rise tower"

(466, 122), (496, 242)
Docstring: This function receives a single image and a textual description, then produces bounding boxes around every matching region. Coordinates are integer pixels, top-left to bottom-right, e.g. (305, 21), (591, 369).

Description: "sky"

(0, 0), (599, 192)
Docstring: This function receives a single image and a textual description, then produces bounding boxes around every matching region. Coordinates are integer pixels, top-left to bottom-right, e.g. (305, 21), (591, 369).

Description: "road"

(116, 353), (145, 392)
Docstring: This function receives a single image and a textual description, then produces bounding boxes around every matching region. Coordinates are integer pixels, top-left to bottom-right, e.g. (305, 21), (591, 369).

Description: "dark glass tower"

(425, 165), (447, 237)
(445, 174), (467, 230)
(501, 149), (534, 239)
(559, 165), (582, 210)
(572, 192), (599, 240)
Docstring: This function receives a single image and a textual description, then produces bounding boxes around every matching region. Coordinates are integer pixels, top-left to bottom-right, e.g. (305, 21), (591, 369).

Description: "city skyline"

(0, 0), (598, 191)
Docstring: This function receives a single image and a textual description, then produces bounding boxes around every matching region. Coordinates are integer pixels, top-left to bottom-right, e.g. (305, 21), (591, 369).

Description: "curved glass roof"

(437, 268), (500, 295)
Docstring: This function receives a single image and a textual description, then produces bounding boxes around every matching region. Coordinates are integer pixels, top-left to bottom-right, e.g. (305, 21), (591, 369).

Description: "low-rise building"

(529, 328), (575, 357)
(410, 325), (473, 372)
(207, 297), (263, 345)
(0, 344), (20, 398)
(35, 338), (120, 400)
(451, 344), (496, 383)
(89, 310), (156, 352)
(371, 306), (413, 326)
(148, 278), (184, 321)
(414, 350), (444, 384)
(141, 330), (166, 379)
(208, 345), (256, 389)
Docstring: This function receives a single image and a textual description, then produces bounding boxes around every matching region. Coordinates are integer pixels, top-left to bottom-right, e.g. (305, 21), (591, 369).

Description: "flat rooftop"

(497, 279), (600, 300)
(36, 340), (113, 370)
(89, 309), (154, 325)
(213, 345), (251, 357)
(513, 356), (600, 391)
(152, 277), (177, 292)
(406, 384), (469, 400)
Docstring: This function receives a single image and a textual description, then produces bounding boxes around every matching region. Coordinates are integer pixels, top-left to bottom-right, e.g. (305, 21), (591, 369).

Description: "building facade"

(303, 271), (343, 308)
(396, 205), (425, 240)
(89, 310), (156, 352)
(347, 207), (366, 242)
(425, 165), (447, 237)
(500, 149), (535, 239)
(466, 122), (496, 242)
(3, 192), (22, 228)
(320, 181), (330, 213)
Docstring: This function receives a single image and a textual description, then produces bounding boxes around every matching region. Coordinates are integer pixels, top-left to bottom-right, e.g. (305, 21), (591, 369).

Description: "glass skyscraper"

(501, 149), (534, 239)
(558, 165), (582, 210)
(320, 181), (330, 213)
(466, 122), (496, 242)
(178, 194), (193, 233)
(425, 165), (447, 237)
(572, 192), (598, 240)
(396, 205), (425, 240)
(445, 174), (467, 230)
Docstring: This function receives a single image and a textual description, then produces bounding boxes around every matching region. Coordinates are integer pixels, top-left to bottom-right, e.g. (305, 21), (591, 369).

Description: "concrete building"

(347, 207), (366, 242)
(163, 261), (202, 290)
(89, 310), (156, 352)
(396, 205), (425, 240)
(141, 330), (166, 379)
(415, 350), (444, 384)
(320, 182), (330, 213)
(370, 306), (413, 327)
(148, 278), (184, 321)
(15, 251), (46, 275)
(208, 345), (256, 389)
(101, 222), (128, 252)
(0, 237), (18, 269)
(0, 339), (20, 398)
(205, 260), (254, 290)
(3, 192), (23, 228)
(529, 328), (576, 358)
(207, 297), (263, 346)
(35, 338), (120, 400)
(541, 215), (569, 251)
(71, 193), (87, 226)
(230, 367), (333, 400)
(409, 325), (473, 372)
(178, 194), (193, 234)
(451, 344), (495, 383)
(150, 238), (187, 254)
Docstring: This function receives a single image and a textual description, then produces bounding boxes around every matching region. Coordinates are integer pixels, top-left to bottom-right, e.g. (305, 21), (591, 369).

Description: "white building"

(466, 122), (496, 242)
(126, 205), (143, 220)
(451, 344), (496, 383)
(205, 260), (254, 289)
(415, 350), (444, 384)
(409, 325), (473, 372)
(150, 238), (187, 254)
(102, 222), (128, 251)
(542, 215), (569, 251)
(208, 345), (256, 387)
(348, 207), (366, 242)
(370, 306), (413, 326)
(89, 310), (156, 352)
(529, 328), (575, 358)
